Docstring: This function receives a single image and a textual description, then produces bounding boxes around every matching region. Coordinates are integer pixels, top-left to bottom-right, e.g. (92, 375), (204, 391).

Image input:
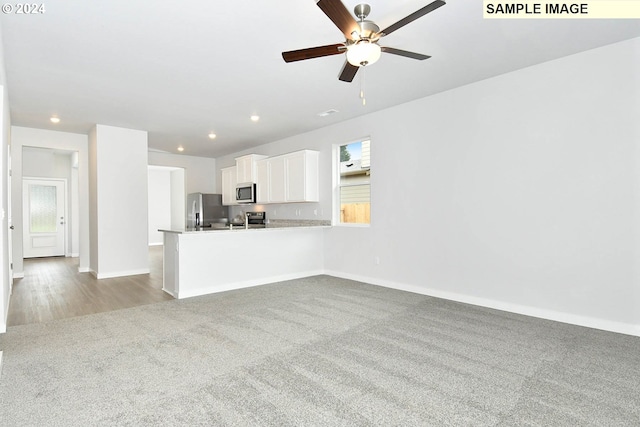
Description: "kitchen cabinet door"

(285, 151), (306, 202)
(268, 156), (287, 203)
(221, 166), (238, 206)
(235, 157), (251, 183)
(235, 154), (267, 183)
(256, 159), (269, 204)
(285, 150), (319, 202)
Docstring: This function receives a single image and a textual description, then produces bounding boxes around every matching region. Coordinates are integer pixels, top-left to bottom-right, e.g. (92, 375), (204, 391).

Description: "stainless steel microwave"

(236, 183), (256, 203)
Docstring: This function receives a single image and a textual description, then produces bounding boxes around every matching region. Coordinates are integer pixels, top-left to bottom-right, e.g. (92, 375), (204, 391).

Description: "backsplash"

(229, 202), (328, 222)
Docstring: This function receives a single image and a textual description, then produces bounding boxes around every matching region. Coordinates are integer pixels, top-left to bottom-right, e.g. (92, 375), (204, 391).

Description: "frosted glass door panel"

(29, 184), (57, 233)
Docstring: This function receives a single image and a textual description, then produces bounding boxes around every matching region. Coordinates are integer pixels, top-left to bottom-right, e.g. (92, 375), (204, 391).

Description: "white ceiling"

(1, 1), (638, 158)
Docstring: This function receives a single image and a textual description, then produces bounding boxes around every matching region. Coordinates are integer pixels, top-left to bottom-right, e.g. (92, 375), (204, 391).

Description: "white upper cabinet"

(235, 154), (267, 184)
(255, 150), (319, 204)
(255, 159), (270, 204)
(221, 166), (238, 206)
(268, 155), (287, 203)
(285, 150), (318, 202)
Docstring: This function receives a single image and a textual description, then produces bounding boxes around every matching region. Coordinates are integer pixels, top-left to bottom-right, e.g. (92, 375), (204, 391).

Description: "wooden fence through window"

(340, 203), (370, 224)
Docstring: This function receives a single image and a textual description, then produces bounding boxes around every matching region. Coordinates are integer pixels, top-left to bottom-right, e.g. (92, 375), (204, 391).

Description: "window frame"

(332, 137), (371, 227)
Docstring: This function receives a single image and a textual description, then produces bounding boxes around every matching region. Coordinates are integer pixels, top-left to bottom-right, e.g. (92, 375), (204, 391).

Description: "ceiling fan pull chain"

(360, 67), (366, 106)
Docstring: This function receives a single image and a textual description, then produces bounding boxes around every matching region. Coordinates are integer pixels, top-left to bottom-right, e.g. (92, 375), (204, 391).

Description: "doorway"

(148, 165), (185, 245)
(22, 178), (66, 258)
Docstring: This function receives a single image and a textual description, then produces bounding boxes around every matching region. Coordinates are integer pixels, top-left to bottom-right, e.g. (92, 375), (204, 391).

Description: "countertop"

(160, 220), (331, 234)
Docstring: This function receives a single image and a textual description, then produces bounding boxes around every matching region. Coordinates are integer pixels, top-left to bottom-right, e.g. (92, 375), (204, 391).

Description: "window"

(336, 139), (370, 225)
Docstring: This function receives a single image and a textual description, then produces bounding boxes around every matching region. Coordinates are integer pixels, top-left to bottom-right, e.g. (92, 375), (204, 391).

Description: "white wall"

(148, 168), (171, 245)
(148, 151), (215, 194)
(89, 124), (149, 278)
(0, 54), (9, 333)
(217, 38), (640, 336)
(170, 169), (185, 229)
(11, 127), (90, 275)
(71, 166), (79, 256)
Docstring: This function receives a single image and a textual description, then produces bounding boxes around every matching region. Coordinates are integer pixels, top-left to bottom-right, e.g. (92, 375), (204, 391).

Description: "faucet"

(245, 212), (250, 230)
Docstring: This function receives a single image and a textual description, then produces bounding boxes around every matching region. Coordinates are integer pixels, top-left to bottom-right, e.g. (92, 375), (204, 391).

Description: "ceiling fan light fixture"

(346, 41), (381, 67)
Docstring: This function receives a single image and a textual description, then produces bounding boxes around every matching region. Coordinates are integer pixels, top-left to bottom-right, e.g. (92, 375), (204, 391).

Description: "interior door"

(22, 179), (65, 258)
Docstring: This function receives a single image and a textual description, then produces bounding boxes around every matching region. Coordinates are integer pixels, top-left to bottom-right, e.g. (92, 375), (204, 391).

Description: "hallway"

(7, 246), (173, 327)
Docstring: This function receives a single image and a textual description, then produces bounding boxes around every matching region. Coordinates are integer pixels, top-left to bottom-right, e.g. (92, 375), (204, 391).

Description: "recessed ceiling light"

(208, 132), (217, 140)
(50, 116), (60, 124)
(177, 146), (184, 152)
(250, 115), (260, 122)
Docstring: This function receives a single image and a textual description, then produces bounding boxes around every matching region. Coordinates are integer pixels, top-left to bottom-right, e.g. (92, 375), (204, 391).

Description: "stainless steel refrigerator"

(186, 193), (229, 228)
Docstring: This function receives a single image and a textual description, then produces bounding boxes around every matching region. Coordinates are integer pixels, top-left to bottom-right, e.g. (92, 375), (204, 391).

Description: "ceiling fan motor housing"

(354, 4), (371, 19)
(357, 20), (380, 40)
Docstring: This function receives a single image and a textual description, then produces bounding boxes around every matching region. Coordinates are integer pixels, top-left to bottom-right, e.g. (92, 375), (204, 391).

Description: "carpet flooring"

(0, 275), (639, 426)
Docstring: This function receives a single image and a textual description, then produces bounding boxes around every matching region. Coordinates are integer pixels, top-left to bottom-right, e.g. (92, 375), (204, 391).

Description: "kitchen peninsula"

(160, 222), (329, 299)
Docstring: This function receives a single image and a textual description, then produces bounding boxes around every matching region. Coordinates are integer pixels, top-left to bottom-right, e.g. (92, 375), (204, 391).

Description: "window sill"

(333, 222), (370, 228)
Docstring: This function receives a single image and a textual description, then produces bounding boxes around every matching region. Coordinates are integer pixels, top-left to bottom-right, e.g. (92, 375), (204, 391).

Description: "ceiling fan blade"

(338, 61), (359, 82)
(381, 47), (431, 60)
(282, 43), (345, 63)
(317, 0), (360, 40)
(379, 0), (446, 36)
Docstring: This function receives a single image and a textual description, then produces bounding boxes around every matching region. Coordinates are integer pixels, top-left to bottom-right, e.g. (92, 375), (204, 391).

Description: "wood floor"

(7, 246), (174, 327)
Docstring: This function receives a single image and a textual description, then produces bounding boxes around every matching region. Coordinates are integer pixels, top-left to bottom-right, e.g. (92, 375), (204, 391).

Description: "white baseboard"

(178, 270), (325, 299)
(78, 267), (90, 273)
(90, 268), (151, 279)
(323, 270), (640, 338)
(12, 272), (24, 279)
(148, 242), (163, 247)
(162, 287), (178, 298)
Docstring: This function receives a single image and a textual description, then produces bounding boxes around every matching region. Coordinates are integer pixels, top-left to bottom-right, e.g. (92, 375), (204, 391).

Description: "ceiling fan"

(282, 0), (446, 82)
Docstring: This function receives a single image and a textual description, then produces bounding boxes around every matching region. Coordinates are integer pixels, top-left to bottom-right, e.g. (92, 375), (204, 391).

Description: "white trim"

(162, 288), (178, 298)
(323, 270), (640, 338)
(148, 242), (163, 247)
(77, 267), (90, 273)
(12, 272), (24, 279)
(333, 223), (370, 228)
(177, 269), (325, 299)
(90, 268), (150, 279)
(68, 252), (79, 257)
